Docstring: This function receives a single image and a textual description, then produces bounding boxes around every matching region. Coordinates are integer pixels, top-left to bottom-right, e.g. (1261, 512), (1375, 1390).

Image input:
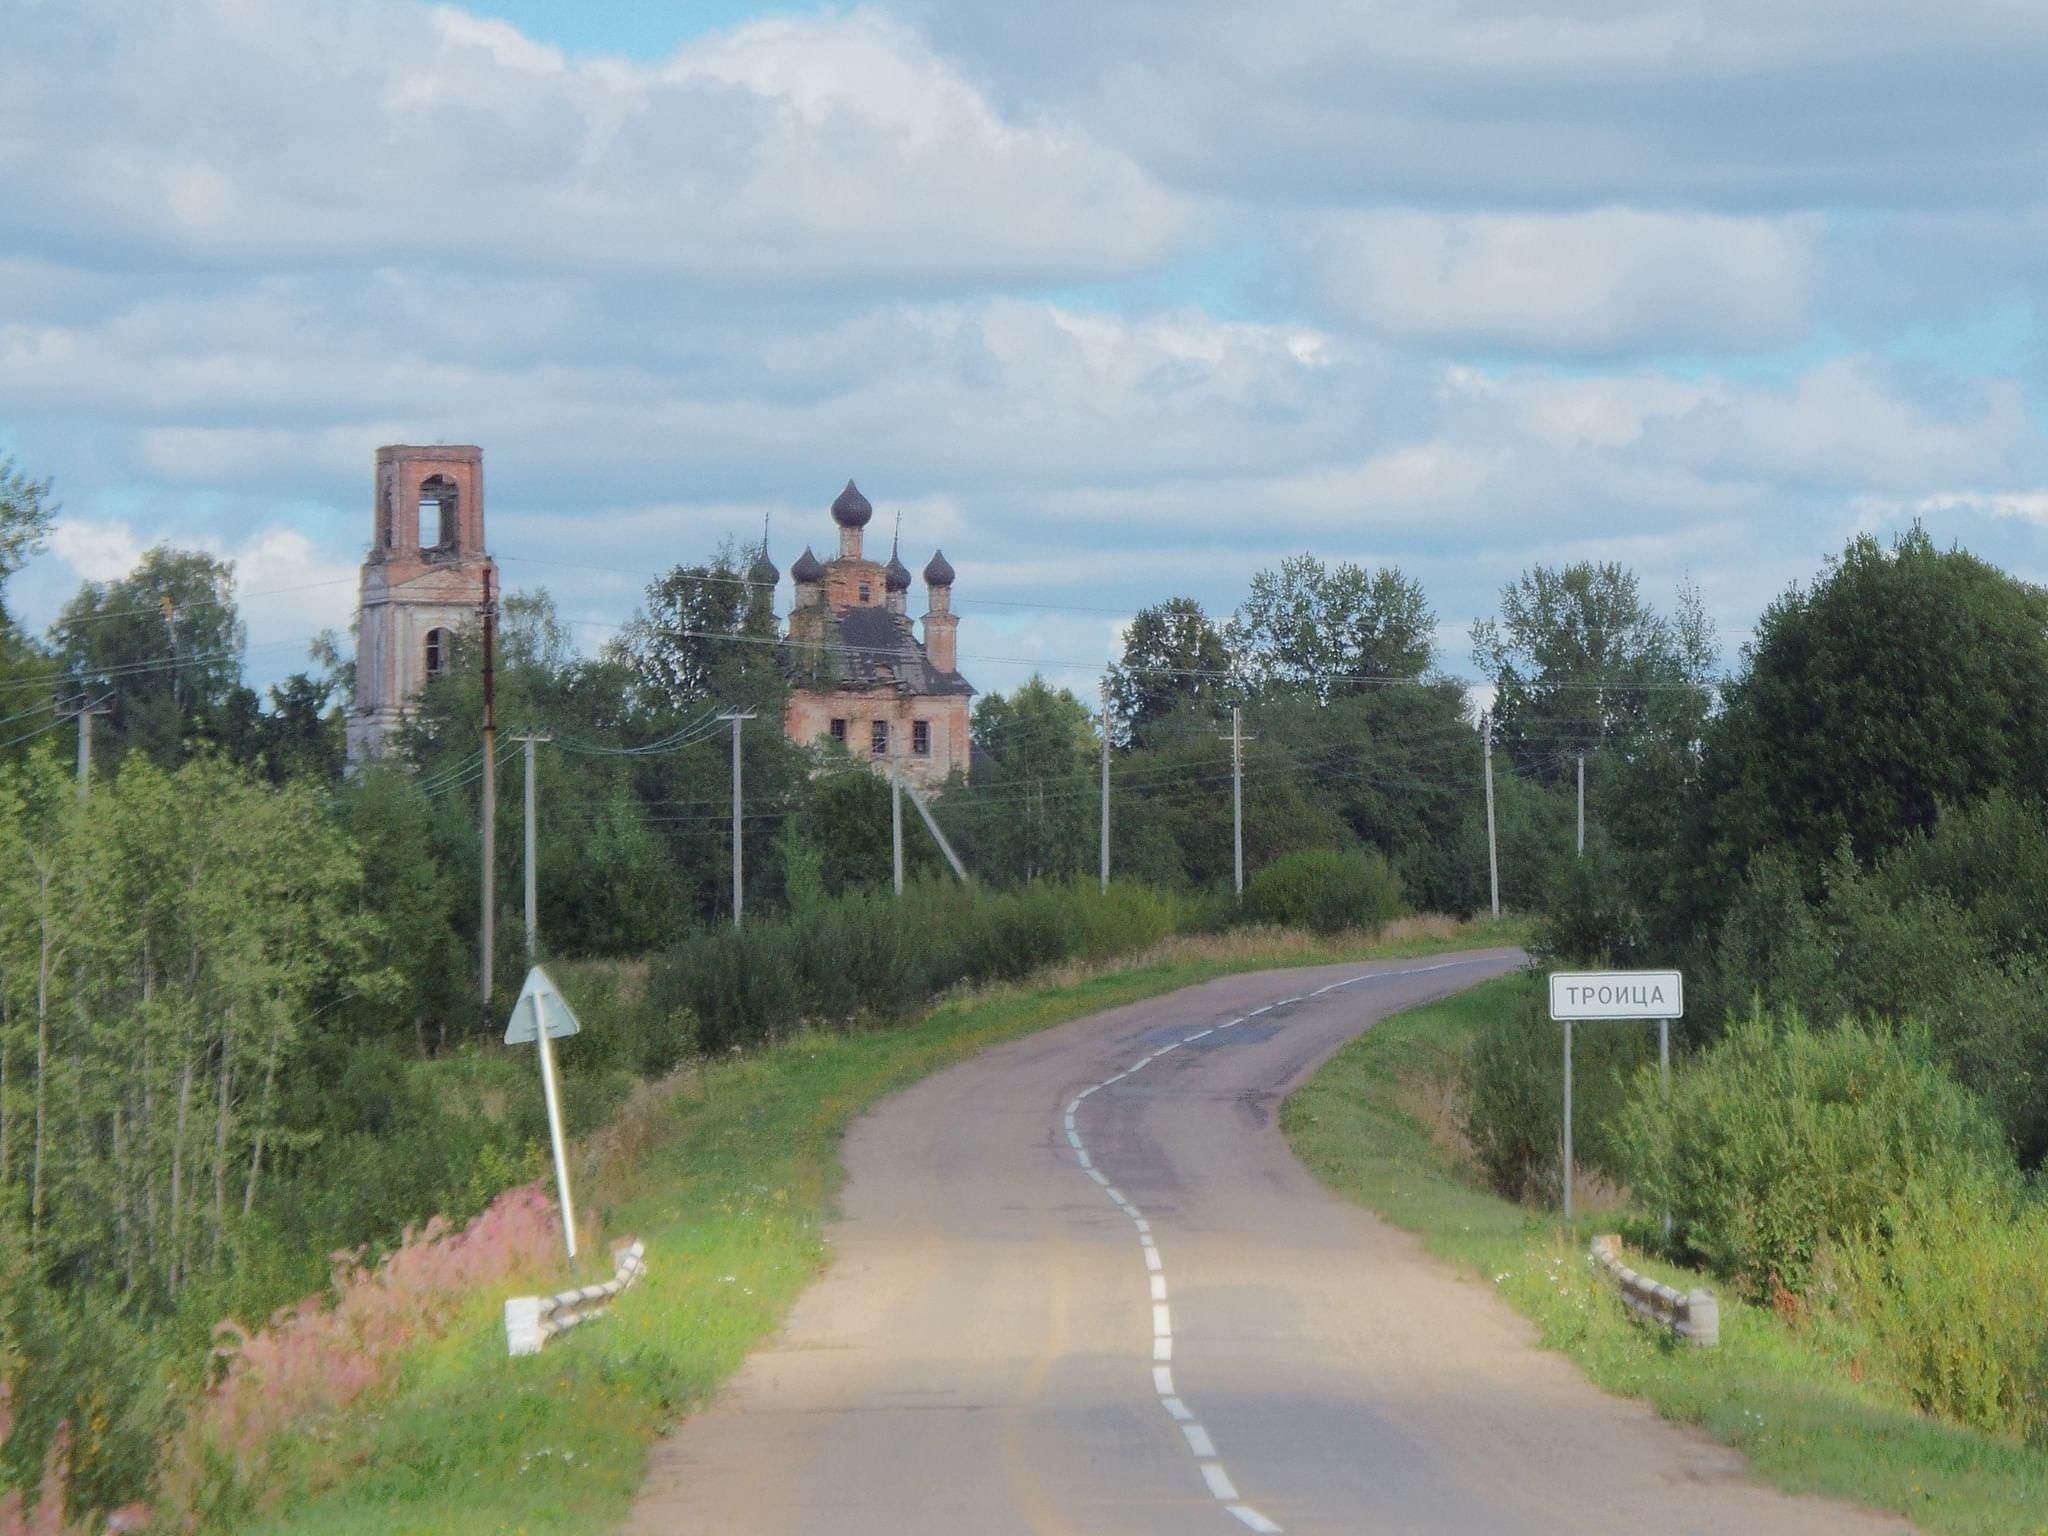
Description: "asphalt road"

(625, 949), (1906, 1535)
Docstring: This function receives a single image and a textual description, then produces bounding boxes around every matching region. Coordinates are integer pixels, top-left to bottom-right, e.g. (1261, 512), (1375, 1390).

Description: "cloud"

(913, 0), (2048, 211)
(1304, 210), (1818, 353)
(0, 0), (1183, 285)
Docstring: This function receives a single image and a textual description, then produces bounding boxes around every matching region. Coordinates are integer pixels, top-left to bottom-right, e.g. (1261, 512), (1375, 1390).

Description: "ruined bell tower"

(347, 444), (494, 763)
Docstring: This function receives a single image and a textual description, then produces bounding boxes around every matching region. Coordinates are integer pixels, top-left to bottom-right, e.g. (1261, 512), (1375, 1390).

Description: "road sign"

(1548, 970), (1683, 1021)
(505, 965), (582, 1044)
(503, 965), (582, 1260)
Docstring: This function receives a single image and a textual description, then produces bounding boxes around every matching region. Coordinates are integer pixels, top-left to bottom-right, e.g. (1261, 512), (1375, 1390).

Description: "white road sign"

(1548, 970), (1684, 1020)
(504, 965), (582, 1044)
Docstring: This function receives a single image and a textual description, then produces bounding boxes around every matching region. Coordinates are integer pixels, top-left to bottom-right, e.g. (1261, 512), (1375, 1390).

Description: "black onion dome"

(790, 546), (825, 584)
(923, 548), (955, 587)
(831, 479), (873, 528)
(885, 542), (912, 591)
(748, 547), (779, 586)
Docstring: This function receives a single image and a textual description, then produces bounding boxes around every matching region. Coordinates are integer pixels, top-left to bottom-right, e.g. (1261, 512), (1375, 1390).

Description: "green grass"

(1283, 974), (2048, 1536)
(245, 916), (1528, 1535)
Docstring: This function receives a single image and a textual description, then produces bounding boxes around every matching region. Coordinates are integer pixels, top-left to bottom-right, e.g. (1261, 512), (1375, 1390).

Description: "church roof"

(831, 479), (873, 528)
(792, 605), (973, 698)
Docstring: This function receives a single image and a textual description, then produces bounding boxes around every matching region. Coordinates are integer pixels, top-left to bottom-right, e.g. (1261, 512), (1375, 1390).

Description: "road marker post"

(1547, 970), (1684, 1225)
(505, 965), (584, 1259)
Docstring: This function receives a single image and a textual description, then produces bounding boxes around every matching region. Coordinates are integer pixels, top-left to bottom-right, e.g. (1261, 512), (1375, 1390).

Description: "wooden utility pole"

(1217, 707), (1253, 898)
(69, 695), (110, 799)
(512, 732), (551, 964)
(479, 566), (498, 1005)
(1099, 679), (1111, 893)
(1577, 752), (1586, 857)
(718, 710), (757, 925)
(1483, 711), (1500, 919)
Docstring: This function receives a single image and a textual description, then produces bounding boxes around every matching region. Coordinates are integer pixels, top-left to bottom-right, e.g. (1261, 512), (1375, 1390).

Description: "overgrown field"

(222, 918), (1522, 1535)
(1285, 976), (2048, 1536)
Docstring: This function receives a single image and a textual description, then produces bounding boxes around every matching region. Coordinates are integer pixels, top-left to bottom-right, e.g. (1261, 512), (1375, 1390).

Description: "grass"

(1283, 974), (2048, 1536)
(244, 914), (1527, 1535)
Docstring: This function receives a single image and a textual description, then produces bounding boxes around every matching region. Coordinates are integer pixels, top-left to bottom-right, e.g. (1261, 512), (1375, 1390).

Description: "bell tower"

(347, 444), (494, 763)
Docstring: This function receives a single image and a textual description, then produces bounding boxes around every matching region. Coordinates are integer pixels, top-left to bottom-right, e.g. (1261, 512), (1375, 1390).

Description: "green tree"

(953, 679), (1099, 884)
(612, 538), (783, 713)
(49, 547), (246, 770)
(1228, 554), (1434, 702)
(1107, 597), (1231, 745)
(1691, 528), (2048, 907)
(0, 458), (55, 632)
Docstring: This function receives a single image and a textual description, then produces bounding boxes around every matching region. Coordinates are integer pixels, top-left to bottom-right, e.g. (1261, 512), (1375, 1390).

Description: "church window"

(419, 475), (459, 552)
(858, 583), (871, 602)
(913, 719), (930, 756)
(424, 627), (448, 678)
(871, 719), (889, 757)
(830, 717), (847, 743)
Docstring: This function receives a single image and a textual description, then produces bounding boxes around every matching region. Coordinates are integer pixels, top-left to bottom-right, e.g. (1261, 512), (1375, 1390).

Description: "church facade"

(343, 450), (971, 785)
(773, 480), (972, 787)
(347, 444), (494, 763)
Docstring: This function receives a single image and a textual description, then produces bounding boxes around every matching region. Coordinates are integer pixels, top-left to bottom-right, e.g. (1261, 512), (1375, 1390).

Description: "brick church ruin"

(348, 450), (971, 783)
(773, 479), (973, 787)
(348, 444), (494, 763)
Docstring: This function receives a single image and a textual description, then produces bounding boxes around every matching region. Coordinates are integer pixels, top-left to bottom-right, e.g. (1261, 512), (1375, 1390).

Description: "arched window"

(419, 475), (459, 552)
(424, 627), (448, 678)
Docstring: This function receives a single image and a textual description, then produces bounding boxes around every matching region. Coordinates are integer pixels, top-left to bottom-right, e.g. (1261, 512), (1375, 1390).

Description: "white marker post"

(506, 966), (583, 1259)
(1547, 970), (1683, 1224)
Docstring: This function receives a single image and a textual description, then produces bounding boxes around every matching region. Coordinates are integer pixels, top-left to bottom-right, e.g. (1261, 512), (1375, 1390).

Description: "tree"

(49, 547), (246, 769)
(611, 539), (782, 713)
(1470, 562), (1708, 782)
(1688, 528), (2048, 910)
(951, 679), (1099, 883)
(0, 458), (55, 632)
(1228, 555), (1434, 702)
(1107, 597), (1230, 745)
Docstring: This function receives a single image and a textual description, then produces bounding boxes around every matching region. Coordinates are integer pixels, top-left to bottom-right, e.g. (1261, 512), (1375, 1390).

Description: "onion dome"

(790, 546), (825, 584)
(748, 546), (779, 588)
(885, 534), (912, 592)
(922, 548), (955, 587)
(831, 479), (873, 528)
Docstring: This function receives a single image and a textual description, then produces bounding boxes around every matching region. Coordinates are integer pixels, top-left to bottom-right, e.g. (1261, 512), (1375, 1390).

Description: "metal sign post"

(506, 965), (584, 1259)
(1547, 970), (1684, 1225)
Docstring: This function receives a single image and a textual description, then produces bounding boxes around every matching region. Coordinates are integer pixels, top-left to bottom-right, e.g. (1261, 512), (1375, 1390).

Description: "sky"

(4, 0), (2046, 702)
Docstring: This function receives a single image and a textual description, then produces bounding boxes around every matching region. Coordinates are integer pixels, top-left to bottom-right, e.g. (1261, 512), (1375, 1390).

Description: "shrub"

(1461, 974), (1651, 1204)
(1837, 1174), (2048, 1444)
(1245, 848), (1403, 936)
(1616, 1010), (2011, 1303)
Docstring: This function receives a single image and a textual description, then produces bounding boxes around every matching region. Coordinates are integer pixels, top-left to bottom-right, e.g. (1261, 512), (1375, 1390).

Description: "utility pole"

(479, 566), (498, 1005)
(1218, 706), (1252, 898)
(1577, 752), (1586, 857)
(68, 695), (110, 799)
(718, 710), (757, 926)
(511, 732), (552, 964)
(1482, 711), (1500, 919)
(1099, 678), (1111, 893)
(891, 748), (905, 896)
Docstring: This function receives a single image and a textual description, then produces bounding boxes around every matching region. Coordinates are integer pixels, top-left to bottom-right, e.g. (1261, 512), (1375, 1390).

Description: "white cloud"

(1306, 210), (1818, 353)
(0, 0), (1183, 284)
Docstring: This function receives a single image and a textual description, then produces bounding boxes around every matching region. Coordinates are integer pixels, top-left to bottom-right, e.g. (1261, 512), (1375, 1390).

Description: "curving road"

(625, 950), (1906, 1536)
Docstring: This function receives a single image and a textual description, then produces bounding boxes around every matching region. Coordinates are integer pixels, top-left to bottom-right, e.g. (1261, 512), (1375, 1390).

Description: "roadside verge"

(244, 918), (1525, 1536)
(1282, 974), (2047, 1536)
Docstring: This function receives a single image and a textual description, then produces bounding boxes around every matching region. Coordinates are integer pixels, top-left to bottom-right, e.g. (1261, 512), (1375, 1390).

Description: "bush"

(1837, 1174), (2048, 1444)
(1461, 974), (1651, 1204)
(651, 877), (1189, 1054)
(1245, 848), (1403, 935)
(1616, 1010), (2011, 1303)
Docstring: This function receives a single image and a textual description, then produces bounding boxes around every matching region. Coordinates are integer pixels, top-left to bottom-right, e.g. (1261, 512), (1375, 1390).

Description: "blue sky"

(4, 0), (2045, 700)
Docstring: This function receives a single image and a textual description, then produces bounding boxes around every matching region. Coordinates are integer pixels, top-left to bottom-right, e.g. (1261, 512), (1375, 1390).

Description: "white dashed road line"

(1059, 957), (1487, 1535)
